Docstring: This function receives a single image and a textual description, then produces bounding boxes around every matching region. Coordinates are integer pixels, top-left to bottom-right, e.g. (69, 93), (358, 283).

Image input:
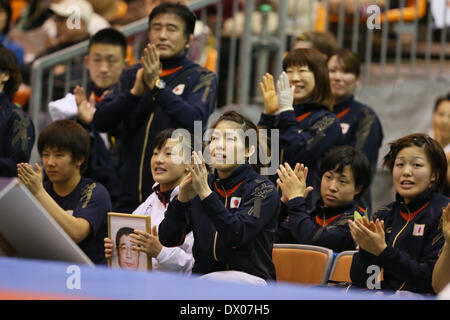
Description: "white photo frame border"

(107, 212), (152, 271)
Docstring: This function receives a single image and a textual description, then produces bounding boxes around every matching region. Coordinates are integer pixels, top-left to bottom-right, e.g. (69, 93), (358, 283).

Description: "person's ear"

(355, 75), (361, 87)
(0, 70), (10, 84)
(354, 184), (363, 196)
(185, 34), (194, 49)
(429, 173), (437, 186)
(75, 156), (85, 169)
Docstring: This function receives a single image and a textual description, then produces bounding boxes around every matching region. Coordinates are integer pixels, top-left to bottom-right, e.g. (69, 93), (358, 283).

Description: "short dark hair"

(151, 127), (194, 163)
(0, 0), (12, 35)
(0, 45), (21, 99)
(88, 27), (127, 58)
(148, 2), (196, 38)
(38, 120), (90, 174)
(283, 48), (335, 111)
(211, 110), (269, 173)
(296, 30), (338, 58)
(328, 48), (361, 77)
(383, 133), (448, 192)
(433, 93), (450, 114)
(320, 145), (372, 198)
(115, 227), (134, 248)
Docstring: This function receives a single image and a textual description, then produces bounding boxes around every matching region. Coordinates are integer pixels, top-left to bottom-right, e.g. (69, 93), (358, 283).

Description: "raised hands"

(276, 162), (313, 203)
(177, 151), (211, 202)
(348, 216), (387, 256)
(190, 151), (212, 200)
(259, 73), (279, 115)
(17, 162), (44, 196)
(142, 43), (161, 90)
(276, 71), (295, 113)
(259, 72), (294, 115)
(74, 85), (96, 125)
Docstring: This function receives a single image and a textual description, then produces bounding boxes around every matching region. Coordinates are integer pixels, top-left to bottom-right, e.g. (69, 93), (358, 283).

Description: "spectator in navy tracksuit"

(159, 111), (280, 284)
(93, 3), (217, 213)
(258, 48), (342, 210)
(276, 146), (372, 253)
(0, 45), (34, 177)
(328, 49), (383, 215)
(349, 133), (449, 294)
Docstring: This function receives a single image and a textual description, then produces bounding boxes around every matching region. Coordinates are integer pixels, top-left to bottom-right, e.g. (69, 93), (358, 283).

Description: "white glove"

(277, 71), (295, 113)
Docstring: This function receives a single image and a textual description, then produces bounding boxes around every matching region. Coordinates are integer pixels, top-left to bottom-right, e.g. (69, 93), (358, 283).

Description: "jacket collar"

(294, 102), (328, 115)
(212, 163), (253, 191)
(152, 183), (178, 207)
(316, 199), (356, 219)
(160, 53), (191, 70)
(395, 187), (437, 213)
(334, 94), (354, 111)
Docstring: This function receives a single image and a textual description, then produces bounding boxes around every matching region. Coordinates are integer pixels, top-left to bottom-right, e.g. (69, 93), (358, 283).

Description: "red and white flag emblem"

(340, 123), (350, 135)
(230, 197), (241, 209)
(413, 224), (425, 236)
(172, 84), (185, 95)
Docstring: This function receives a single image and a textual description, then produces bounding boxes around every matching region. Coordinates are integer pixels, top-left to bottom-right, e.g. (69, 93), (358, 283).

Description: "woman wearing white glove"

(258, 48), (342, 210)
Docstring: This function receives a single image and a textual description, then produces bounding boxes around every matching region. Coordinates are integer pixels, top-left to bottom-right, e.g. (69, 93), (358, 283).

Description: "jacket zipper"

(392, 207), (411, 247)
(213, 186), (229, 262)
(392, 207), (411, 290)
(138, 113), (154, 203)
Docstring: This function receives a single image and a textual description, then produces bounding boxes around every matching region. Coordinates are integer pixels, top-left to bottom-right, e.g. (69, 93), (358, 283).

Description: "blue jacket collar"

(334, 94), (355, 112)
(160, 53), (191, 70)
(213, 163), (253, 190)
(395, 187), (437, 212)
(315, 199), (356, 218)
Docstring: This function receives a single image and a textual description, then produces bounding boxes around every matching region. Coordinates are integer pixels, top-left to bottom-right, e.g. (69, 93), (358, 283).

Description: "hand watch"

(154, 79), (166, 90)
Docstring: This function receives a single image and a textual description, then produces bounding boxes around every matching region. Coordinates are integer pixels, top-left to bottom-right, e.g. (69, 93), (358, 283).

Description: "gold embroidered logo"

(11, 110), (31, 154)
(80, 183), (96, 208)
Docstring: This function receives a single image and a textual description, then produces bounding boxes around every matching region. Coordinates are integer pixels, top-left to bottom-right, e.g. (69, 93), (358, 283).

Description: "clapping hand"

(17, 162), (44, 196)
(348, 216), (387, 256)
(277, 162), (313, 203)
(74, 86), (96, 125)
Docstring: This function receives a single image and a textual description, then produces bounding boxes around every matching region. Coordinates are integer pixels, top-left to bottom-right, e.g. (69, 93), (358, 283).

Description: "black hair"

(0, 45), (21, 99)
(211, 110), (269, 173)
(383, 133), (448, 192)
(433, 93), (450, 114)
(0, 0), (12, 35)
(283, 48), (335, 111)
(328, 48), (361, 77)
(37, 120), (90, 174)
(148, 2), (196, 38)
(88, 27), (127, 58)
(151, 127), (195, 164)
(115, 227), (134, 248)
(320, 145), (372, 198)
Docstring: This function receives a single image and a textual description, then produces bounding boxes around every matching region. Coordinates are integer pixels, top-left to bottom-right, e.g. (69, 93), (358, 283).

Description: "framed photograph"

(107, 212), (151, 271)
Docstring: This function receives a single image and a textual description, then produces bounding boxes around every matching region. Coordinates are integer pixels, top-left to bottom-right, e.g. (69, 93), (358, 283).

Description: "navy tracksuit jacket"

(276, 198), (366, 253)
(0, 92), (35, 176)
(333, 94), (383, 214)
(159, 164), (280, 280)
(350, 188), (448, 294)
